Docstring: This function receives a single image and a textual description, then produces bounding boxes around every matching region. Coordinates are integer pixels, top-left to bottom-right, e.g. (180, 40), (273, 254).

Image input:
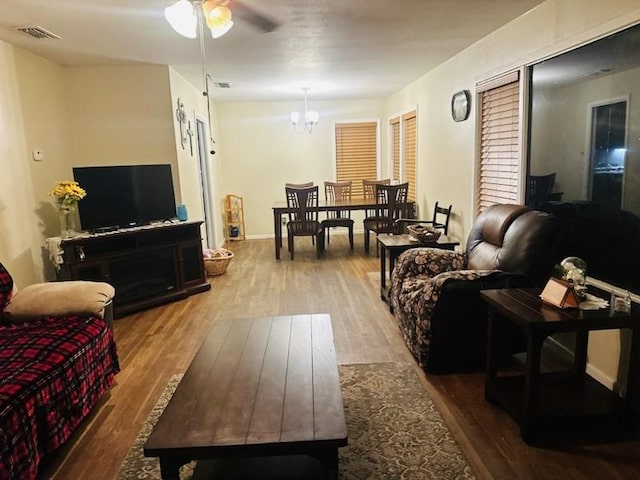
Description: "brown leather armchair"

(389, 204), (561, 373)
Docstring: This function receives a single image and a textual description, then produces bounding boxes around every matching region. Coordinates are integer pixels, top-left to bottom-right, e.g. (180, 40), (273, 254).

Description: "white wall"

(0, 58), (219, 284)
(0, 44), (74, 285)
(386, 0), (640, 243)
(65, 65), (180, 196)
(216, 98), (386, 236)
(168, 68), (225, 247)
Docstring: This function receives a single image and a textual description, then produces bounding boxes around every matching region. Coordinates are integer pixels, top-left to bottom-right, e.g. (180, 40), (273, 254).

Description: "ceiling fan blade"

(228, 0), (280, 33)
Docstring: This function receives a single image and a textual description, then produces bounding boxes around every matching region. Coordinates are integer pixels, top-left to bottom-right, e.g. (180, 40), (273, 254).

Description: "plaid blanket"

(0, 315), (120, 479)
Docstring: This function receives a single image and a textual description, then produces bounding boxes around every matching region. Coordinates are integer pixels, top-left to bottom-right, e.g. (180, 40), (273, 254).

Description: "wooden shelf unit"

(56, 221), (210, 318)
(225, 194), (245, 241)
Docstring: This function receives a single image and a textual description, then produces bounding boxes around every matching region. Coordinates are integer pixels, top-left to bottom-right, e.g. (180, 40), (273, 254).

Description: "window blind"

(476, 79), (520, 214)
(335, 121), (378, 198)
(402, 111), (417, 201)
(390, 117), (400, 183)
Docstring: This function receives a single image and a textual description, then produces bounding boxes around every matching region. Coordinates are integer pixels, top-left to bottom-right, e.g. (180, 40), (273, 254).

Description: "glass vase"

(58, 204), (78, 238)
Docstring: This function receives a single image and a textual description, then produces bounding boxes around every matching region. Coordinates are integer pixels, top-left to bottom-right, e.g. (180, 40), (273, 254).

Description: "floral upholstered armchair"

(390, 204), (561, 373)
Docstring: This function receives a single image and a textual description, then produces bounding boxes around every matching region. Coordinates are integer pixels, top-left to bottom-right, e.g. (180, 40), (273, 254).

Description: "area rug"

(117, 363), (475, 480)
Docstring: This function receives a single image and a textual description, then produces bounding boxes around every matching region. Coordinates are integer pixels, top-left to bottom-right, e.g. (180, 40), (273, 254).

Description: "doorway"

(587, 99), (628, 208)
(195, 116), (217, 248)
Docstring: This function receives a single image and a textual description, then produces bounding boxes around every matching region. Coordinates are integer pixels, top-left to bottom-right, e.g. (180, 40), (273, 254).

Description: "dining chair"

(395, 201), (453, 235)
(285, 182), (316, 246)
(285, 185), (324, 259)
(362, 179), (390, 217)
(285, 181), (314, 188)
(527, 173), (556, 208)
(363, 182), (409, 254)
(321, 181), (354, 250)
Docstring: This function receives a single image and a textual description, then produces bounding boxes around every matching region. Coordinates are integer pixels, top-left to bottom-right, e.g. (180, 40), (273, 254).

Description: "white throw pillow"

(5, 281), (115, 322)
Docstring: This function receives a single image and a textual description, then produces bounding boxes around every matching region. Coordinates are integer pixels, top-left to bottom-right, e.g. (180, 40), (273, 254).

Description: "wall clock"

(451, 90), (471, 122)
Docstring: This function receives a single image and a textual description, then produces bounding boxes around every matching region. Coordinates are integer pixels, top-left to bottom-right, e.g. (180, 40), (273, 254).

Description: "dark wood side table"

(481, 288), (640, 445)
(376, 233), (459, 307)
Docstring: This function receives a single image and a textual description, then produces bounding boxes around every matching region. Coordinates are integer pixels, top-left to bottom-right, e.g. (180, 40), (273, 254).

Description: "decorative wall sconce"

(176, 98), (188, 149)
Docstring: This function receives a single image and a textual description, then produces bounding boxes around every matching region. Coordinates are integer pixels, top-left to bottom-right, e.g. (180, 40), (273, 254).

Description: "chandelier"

(291, 88), (319, 134)
(164, 0), (234, 39)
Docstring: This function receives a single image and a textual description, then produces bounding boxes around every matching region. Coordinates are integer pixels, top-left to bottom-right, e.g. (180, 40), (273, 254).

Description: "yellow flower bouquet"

(48, 180), (86, 211)
(49, 180), (86, 237)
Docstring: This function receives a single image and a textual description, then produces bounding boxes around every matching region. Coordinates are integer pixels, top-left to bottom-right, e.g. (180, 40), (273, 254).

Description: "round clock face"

(451, 90), (470, 122)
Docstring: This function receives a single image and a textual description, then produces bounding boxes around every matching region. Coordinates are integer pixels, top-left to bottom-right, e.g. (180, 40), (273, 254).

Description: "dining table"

(272, 198), (415, 259)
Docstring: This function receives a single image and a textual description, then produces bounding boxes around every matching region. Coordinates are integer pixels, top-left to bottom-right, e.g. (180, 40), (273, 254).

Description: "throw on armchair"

(390, 204), (561, 373)
(0, 261), (119, 479)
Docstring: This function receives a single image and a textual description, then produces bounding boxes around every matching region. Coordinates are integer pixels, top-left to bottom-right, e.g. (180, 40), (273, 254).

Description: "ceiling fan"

(164, 0), (280, 39)
(164, 1), (280, 154)
(227, 0), (280, 33)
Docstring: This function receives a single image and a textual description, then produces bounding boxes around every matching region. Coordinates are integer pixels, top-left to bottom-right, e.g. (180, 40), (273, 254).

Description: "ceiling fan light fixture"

(205, 5), (233, 28)
(164, 0), (197, 39)
(210, 20), (234, 38)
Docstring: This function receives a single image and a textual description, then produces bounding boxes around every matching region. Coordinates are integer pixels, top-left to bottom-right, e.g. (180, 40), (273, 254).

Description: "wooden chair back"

(527, 173), (556, 208)
(286, 181), (314, 189)
(363, 179), (390, 216)
(285, 185), (319, 228)
(373, 183), (409, 223)
(362, 179), (390, 200)
(324, 181), (352, 219)
(431, 201), (453, 235)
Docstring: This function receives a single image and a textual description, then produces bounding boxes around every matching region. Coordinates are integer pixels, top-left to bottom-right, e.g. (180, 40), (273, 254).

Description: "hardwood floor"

(42, 236), (640, 479)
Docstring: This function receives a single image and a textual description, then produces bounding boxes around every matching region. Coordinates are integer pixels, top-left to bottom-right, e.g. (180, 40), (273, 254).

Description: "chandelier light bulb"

(306, 110), (319, 124)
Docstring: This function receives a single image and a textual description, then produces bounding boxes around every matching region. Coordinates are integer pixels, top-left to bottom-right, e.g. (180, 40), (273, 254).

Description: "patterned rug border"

(117, 362), (476, 480)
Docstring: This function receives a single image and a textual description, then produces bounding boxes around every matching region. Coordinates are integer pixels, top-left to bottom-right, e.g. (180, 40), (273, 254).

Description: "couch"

(0, 261), (120, 480)
(390, 204), (561, 373)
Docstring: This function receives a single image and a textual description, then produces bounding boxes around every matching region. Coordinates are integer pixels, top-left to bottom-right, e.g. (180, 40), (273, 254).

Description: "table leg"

(379, 242), (387, 301)
(311, 448), (339, 480)
(573, 329), (588, 374)
(625, 326), (640, 409)
(484, 310), (499, 403)
(389, 249), (400, 280)
(159, 457), (188, 480)
(274, 210), (282, 260)
(521, 332), (544, 444)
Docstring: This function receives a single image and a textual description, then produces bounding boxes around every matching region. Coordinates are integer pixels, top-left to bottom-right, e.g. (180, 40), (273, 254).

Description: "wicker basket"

(203, 248), (234, 276)
(406, 224), (441, 244)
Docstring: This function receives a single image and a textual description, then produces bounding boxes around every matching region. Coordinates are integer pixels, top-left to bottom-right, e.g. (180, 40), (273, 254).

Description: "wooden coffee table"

(143, 314), (347, 479)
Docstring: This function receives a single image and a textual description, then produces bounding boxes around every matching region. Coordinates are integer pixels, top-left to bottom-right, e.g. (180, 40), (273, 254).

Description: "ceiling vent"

(213, 82), (231, 89)
(12, 25), (61, 40)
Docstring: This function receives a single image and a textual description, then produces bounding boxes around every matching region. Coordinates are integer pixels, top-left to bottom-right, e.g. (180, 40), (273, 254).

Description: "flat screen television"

(73, 164), (177, 232)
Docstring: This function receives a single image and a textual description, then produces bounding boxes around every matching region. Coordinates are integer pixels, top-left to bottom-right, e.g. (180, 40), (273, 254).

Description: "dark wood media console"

(57, 221), (211, 318)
